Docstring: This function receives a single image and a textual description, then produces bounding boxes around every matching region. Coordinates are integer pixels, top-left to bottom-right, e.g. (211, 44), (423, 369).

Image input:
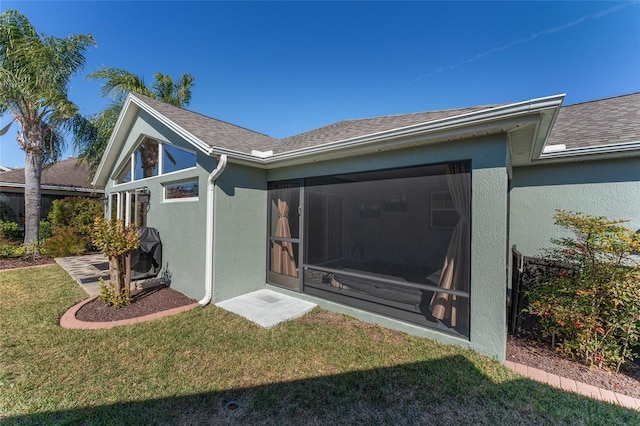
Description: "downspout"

(199, 154), (228, 306)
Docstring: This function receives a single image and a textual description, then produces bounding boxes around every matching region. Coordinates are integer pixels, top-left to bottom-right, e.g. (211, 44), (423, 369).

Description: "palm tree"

(74, 67), (195, 172)
(0, 10), (95, 252)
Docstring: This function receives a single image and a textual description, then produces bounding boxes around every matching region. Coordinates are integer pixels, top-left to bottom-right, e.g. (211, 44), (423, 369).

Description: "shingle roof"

(276, 104), (504, 152)
(0, 157), (97, 189)
(133, 94), (278, 154)
(547, 92), (640, 150)
(135, 92), (507, 154)
(133, 92), (640, 157)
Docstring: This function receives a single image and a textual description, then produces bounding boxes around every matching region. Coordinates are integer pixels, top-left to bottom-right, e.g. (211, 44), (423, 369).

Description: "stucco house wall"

(104, 111), (212, 300)
(510, 156), (640, 258)
(212, 163), (268, 302)
(92, 91), (639, 363)
(266, 134), (510, 359)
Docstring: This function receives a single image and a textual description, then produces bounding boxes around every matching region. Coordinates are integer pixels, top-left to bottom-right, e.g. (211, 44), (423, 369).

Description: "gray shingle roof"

(134, 92), (640, 157)
(547, 92), (640, 150)
(135, 92), (507, 154)
(133, 93), (278, 154)
(276, 105), (504, 152)
(0, 157), (97, 189)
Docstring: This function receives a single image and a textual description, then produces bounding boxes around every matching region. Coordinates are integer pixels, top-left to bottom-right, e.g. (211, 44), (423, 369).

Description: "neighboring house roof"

(542, 92), (640, 158)
(0, 157), (103, 193)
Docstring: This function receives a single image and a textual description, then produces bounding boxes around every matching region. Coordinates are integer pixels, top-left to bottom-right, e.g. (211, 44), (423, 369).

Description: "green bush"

(98, 278), (131, 309)
(0, 220), (21, 240)
(47, 197), (103, 252)
(0, 240), (25, 258)
(526, 210), (640, 372)
(40, 226), (88, 258)
(48, 197), (103, 233)
(39, 220), (53, 241)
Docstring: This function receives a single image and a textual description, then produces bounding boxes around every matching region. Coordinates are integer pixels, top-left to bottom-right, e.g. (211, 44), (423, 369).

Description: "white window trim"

(162, 178), (200, 203)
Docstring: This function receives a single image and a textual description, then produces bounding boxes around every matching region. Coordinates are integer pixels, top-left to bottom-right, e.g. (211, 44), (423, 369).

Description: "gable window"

(134, 138), (159, 180)
(163, 143), (196, 174)
(114, 137), (196, 184)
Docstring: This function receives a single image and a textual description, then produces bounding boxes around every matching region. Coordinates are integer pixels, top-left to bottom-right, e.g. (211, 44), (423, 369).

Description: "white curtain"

(430, 163), (470, 328)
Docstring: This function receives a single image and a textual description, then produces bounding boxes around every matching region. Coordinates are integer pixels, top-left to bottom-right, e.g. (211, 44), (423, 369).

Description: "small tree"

(91, 217), (139, 307)
(526, 210), (640, 371)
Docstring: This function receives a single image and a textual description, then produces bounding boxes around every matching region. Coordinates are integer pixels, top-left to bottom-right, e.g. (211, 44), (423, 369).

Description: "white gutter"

(198, 154), (228, 306)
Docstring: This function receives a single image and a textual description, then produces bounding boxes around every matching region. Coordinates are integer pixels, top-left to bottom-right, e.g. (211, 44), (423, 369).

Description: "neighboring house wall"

(266, 134), (510, 360)
(510, 156), (640, 258)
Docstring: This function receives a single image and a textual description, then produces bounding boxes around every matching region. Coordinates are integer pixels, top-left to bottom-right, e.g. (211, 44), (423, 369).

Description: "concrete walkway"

(55, 253), (111, 297)
(53, 254), (639, 411)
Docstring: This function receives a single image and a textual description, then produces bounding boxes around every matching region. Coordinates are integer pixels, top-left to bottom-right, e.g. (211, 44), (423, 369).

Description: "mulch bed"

(75, 286), (197, 322)
(0, 255), (56, 270)
(507, 335), (640, 399)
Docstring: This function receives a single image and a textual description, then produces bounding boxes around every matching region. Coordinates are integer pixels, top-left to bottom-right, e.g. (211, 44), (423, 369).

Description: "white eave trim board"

(129, 94), (214, 156)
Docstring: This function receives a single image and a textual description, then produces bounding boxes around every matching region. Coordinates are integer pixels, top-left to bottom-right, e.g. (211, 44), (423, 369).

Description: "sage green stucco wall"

(211, 163), (268, 302)
(510, 157), (640, 259)
(104, 111), (212, 300)
(267, 135), (510, 360)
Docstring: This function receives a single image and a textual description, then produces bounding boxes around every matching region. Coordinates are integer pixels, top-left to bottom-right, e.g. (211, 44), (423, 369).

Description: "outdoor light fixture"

(137, 187), (151, 204)
(100, 194), (109, 206)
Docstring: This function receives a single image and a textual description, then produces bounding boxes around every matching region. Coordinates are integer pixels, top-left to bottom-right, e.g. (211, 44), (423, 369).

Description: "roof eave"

(92, 93), (215, 188)
(212, 94), (566, 168)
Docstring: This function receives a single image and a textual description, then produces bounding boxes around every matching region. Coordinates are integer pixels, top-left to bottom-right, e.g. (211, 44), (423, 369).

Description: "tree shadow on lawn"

(5, 356), (637, 426)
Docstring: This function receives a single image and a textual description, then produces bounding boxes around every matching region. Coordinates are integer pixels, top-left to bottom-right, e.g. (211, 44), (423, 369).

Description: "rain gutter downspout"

(199, 154), (228, 306)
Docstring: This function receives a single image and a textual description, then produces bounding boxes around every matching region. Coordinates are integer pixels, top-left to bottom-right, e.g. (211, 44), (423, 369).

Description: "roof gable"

(132, 94), (278, 154)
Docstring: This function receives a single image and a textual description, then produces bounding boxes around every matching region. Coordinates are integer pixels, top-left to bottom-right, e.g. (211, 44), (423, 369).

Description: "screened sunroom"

(268, 161), (470, 338)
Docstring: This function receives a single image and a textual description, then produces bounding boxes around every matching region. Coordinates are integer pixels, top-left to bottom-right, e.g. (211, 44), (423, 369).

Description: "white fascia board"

(128, 94), (213, 157)
(92, 93), (215, 187)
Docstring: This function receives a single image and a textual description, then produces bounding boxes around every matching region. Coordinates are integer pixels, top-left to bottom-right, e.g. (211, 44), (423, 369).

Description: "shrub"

(526, 210), (640, 371)
(0, 240), (25, 258)
(40, 226), (87, 258)
(0, 220), (21, 240)
(48, 197), (103, 251)
(92, 218), (140, 308)
(39, 220), (53, 241)
(98, 278), (131, 308)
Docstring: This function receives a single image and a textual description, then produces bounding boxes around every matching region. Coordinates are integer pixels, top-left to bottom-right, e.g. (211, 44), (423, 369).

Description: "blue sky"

(1, 1), (639, 168)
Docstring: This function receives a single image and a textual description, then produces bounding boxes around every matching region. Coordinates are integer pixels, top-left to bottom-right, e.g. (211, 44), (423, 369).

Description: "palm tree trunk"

(24, 149), (42, 253)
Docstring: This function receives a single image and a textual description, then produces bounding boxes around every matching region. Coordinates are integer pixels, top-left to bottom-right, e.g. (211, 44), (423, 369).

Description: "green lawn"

(1, 265), (638, 425)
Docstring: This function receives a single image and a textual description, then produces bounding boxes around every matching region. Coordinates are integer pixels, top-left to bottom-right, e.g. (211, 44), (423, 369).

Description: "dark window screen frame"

(267, 161), (472, 339)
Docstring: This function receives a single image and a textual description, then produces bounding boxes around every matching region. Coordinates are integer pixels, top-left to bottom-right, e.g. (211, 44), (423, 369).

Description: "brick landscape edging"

(60, 296), (200, 330)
